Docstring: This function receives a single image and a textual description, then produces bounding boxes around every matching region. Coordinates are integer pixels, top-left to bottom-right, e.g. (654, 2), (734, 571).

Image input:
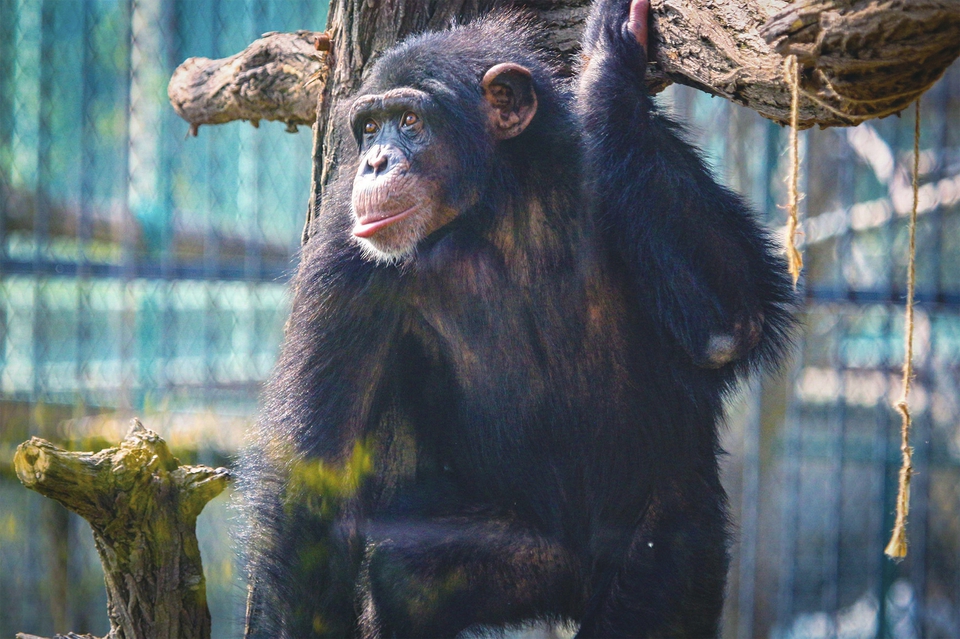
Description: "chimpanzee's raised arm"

(578, 0), (795, 371)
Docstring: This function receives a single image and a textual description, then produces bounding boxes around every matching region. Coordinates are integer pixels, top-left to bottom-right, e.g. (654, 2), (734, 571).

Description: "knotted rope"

(885, 98), (921, 560)
(784, 55), (803, 287)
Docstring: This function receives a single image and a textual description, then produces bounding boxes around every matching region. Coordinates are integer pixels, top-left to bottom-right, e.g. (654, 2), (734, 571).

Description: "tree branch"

(168, 30), (328, 135)
(14, 420), (230, 639)
(167, 0), (959, 133)
(760, 0), (960, 126)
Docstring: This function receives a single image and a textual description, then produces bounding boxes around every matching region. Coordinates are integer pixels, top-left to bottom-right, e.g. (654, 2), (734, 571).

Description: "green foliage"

(288, 440), (375, 517)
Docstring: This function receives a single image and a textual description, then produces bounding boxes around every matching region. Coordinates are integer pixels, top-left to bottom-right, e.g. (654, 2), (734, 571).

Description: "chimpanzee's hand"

(580, 0), (650, 66)
(694, 310), (764, 369)
(687, 254), (766, 369)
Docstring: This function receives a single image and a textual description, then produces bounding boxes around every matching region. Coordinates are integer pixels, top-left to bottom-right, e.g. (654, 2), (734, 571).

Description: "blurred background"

(0, 1), (958, 638)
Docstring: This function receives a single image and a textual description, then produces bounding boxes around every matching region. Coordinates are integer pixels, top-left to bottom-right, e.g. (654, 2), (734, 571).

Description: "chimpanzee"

(239, 0), (795, 636)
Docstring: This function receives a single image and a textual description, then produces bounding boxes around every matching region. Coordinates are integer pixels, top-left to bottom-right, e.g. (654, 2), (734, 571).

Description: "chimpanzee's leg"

(574, 478), (729, 639)
(359, 516), (582, 639)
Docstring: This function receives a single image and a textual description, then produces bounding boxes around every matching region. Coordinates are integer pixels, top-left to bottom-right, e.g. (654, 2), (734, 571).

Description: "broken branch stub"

(168, 30), (327, 134)
(14, 420), (230, 639)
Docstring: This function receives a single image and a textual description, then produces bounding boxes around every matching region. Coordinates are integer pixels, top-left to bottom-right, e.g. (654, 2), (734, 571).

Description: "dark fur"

(240, 3), (796, 637)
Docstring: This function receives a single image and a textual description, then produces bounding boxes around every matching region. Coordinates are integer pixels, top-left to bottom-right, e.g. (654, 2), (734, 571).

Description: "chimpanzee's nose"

(364, 146), (393, 177)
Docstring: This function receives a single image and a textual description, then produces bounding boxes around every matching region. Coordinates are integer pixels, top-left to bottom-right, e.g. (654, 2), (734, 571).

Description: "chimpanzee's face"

(349, 88), (463, 264)
(348, 64), (538, 265)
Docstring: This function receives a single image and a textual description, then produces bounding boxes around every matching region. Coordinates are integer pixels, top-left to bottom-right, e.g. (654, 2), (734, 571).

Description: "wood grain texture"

(167, 0), (960, 138)
(761, 0), (960, 125)
(168, 30), (327, 134)
(14, 420), (229, 639)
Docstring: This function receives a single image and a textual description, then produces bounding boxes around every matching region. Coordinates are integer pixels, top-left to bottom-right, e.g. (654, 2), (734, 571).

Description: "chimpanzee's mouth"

(352, 205), (418, 239)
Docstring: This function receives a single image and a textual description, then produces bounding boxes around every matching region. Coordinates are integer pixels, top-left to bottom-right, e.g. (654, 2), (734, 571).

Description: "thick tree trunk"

(14, 421), (229, 639)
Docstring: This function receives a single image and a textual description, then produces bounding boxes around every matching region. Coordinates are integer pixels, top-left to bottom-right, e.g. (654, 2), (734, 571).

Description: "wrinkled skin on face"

(349, 88), (462, 263)
(349, 67), (538, 264)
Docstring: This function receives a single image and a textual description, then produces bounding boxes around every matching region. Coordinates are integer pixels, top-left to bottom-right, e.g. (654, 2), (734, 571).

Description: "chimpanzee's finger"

(626, 0), (649, 52)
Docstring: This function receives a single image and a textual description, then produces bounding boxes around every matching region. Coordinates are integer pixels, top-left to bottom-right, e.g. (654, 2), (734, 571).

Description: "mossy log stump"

(13, 419), (230, 639)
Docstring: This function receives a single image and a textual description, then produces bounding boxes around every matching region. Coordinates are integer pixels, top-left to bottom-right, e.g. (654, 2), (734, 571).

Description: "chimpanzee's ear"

(482, 63), (538, 140)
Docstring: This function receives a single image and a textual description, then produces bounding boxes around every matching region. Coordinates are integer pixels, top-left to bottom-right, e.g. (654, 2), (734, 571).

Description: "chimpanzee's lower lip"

(353, 206), (417, 239)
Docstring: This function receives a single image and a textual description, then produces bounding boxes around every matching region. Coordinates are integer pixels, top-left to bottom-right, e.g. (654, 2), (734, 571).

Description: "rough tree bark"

(169, 30), (326, 135)
(14, 420), (229, 639)
(167, 0), (960, 132)
(166, 0), (959, 239)
(760, 0), (960, 124)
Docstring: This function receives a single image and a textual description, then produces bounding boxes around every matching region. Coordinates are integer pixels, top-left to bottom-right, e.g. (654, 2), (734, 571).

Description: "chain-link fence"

(0, 1), (327, 636)
(0, 0), (326, 416)
(698, 63), (960, 638)
(0, 1), (959, 637)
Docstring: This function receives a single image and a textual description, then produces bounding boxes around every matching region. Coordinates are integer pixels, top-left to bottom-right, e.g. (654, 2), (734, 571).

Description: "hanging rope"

(784, 55), (803, 287)
(885, 98), (921, 560)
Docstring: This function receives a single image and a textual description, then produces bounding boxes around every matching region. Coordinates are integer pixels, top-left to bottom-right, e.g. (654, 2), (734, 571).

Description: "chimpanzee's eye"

(401, 112), (420, 128)
(363, 119), (379, 135)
